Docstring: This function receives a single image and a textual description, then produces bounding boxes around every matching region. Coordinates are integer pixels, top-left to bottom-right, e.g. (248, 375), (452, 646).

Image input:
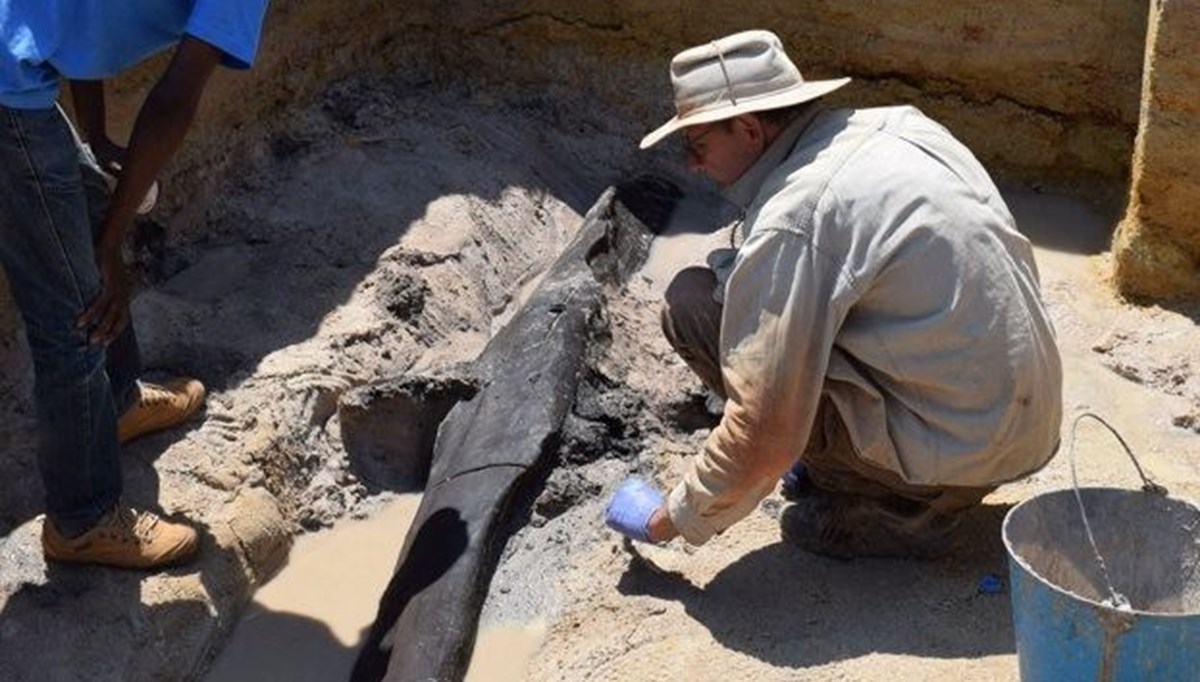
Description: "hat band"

(711, 40), (739, 107)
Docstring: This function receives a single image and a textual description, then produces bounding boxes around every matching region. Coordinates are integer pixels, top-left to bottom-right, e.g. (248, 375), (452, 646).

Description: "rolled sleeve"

(185, 0), (270, 69)
(667, 480), (718, 545)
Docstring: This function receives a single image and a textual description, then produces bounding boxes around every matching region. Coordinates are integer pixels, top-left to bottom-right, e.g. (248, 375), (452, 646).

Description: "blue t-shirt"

(0, 0), (270, 109)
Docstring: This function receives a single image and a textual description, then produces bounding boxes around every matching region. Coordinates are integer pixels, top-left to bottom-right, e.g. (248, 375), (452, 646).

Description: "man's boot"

(118, 378), (206, 444)
(42, 505), (199, 570)
(780, 489), (960, 560)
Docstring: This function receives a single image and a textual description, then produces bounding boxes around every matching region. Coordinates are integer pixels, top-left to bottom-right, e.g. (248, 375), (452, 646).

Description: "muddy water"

(204, 494), (544, 681)
(464, 620), (547, 682)
(203, 495), (421, 681)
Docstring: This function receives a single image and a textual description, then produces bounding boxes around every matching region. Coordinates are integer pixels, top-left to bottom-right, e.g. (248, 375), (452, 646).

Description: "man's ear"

(733, 114), (767, 149)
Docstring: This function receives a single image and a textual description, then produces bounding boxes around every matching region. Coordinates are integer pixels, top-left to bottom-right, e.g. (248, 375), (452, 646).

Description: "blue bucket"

(1002, 416), (1200, 681)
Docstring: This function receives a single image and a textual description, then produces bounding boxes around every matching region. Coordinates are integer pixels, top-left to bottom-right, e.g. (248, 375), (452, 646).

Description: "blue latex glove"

(604, 478), (665, 542)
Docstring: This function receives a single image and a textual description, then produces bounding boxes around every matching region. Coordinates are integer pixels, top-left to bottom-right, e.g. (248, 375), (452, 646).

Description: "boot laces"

(138, 384), (175, 407)
(105, 506), (160, 544)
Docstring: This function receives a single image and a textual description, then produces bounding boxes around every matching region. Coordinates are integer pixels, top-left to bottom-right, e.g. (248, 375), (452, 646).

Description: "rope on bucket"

(1067, 412), (1168, 611)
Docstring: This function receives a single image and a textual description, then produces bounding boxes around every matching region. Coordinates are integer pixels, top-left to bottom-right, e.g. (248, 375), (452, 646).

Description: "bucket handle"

(1068, 412), (1167, 609)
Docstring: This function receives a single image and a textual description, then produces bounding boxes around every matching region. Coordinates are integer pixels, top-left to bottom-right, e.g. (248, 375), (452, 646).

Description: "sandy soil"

(1, 72), (1198, 681)
(0, 74), (650, 681)
(499, 188), (1200, 682)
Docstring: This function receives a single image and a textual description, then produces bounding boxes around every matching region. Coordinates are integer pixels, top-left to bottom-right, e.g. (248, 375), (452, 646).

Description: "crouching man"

(606, 30), (1062, 559)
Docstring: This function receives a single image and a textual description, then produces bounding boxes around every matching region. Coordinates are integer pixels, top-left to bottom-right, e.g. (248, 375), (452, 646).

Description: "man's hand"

(78, 241), (131, 345)
(74, 37), (221, 342)
(605, 478), (668, 543)
(86, 37), (221, 289)
(90, 136), (127, 174)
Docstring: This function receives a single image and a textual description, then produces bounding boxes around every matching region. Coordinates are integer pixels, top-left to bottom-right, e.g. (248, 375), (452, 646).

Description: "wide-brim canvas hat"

(640, 30), (850, 149)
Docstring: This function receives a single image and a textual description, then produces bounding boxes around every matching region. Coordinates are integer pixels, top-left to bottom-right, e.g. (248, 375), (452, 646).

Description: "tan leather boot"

(42, 506), (199, 570)
(117, 378), (206, 444)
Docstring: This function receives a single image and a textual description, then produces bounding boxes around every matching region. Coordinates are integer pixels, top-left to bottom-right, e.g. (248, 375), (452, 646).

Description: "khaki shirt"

(667, 106), (1063, 545)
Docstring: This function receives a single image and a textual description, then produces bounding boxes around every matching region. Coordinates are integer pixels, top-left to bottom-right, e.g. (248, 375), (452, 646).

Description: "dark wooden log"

(351, 177), (679, 682)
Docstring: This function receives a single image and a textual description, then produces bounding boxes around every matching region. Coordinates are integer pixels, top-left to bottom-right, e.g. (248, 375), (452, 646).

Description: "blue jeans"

(0, 105), (141, 537)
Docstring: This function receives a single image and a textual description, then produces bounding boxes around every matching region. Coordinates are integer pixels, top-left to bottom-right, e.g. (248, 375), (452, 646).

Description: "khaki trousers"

(660, 266), (994, 517)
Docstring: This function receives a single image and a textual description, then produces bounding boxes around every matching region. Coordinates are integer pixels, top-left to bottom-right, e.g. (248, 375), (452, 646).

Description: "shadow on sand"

(617, 502), (1015, 669)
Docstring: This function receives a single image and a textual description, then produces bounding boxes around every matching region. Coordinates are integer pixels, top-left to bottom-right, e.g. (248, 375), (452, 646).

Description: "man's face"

(682, 116), (765, 188)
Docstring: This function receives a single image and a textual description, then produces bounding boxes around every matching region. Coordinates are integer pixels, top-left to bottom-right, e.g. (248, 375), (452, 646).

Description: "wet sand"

(202, 185), (1200, 682)
(204, 496), (420, 681)
(204, 494), (545, 681)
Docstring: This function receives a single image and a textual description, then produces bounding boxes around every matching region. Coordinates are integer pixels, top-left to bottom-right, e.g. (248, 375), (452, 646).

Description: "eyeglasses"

(682, 125), (718, 162)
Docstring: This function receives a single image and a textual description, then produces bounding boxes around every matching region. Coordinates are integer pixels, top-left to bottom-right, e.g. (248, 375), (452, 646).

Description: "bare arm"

(79, 36), (224, 343)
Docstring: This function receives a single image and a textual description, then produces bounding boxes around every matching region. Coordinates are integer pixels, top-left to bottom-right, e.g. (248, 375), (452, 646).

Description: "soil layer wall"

(101, 0), (1149, 211)
(0, 1), (1160, 396)
(1113, 0), (1200, 301)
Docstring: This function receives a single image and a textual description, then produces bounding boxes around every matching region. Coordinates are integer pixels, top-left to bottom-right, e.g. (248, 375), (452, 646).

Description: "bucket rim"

(1001, 487), (1200, 619)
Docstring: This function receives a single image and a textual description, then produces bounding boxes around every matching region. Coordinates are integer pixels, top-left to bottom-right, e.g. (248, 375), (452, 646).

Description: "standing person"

(0, 1), (271, 569)
(605, 30), (1062, 559)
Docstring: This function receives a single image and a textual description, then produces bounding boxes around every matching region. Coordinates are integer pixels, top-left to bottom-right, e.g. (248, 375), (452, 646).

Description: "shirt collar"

(722, 106), (822, 209)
